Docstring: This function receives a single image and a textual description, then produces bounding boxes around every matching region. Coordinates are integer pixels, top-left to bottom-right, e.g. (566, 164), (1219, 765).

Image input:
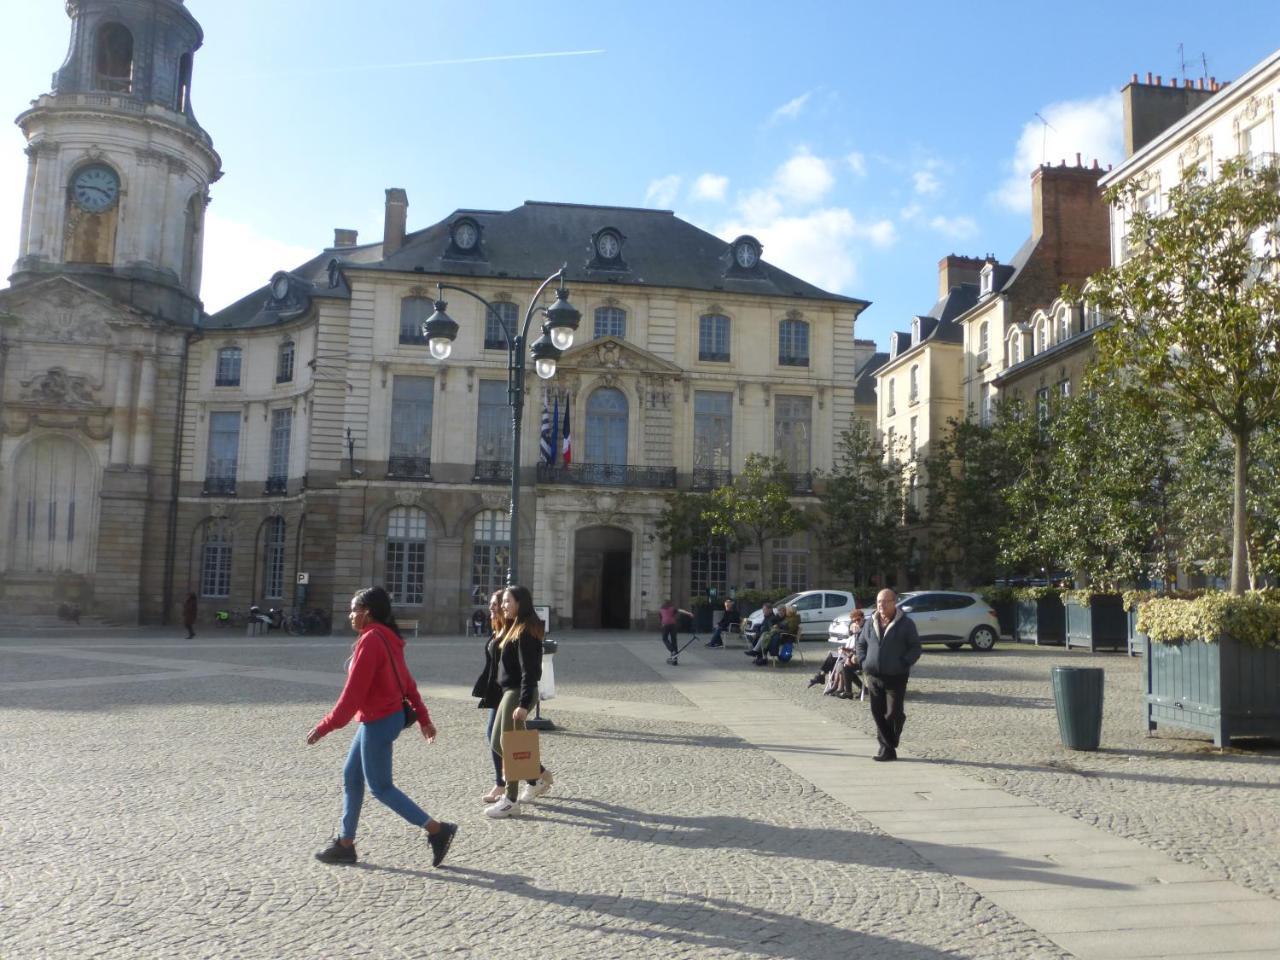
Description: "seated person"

(809, 609), (866, 693)
(754, 604), (801, 665)
(743, 602), (780, 656)
(705, 599), (741, 648)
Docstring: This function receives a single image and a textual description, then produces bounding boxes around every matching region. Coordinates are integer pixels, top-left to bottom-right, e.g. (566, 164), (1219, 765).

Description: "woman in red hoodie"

(306, 586), (457, 867)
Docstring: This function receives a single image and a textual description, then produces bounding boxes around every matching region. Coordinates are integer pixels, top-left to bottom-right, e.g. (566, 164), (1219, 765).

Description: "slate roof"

(206, 200), (868, 330)
(853, 351), (889, 405)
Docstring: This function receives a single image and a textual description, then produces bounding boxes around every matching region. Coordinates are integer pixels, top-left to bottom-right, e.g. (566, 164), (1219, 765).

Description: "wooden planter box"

(1014, 596), (1065, 646)
(1065, 594), (1127, 652)
(1145, 637), (1280, 747)
(1126, 607), (1147, 658)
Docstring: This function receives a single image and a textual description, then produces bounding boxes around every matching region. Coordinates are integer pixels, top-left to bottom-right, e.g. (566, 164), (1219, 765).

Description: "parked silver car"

(742, 590), (858, 640)
(827, 591), (1000, 651)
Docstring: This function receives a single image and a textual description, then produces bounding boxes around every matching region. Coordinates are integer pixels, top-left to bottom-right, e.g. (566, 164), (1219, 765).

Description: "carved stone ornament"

(19, 367), (100, 407)
(268, 505), (284, 519)
(597, 340), (626, 369)
(395, 490), (421, 507)
(480, 491), (508, 509)
(1242, 95), (1269, 121)
(209, 504), (229, 519)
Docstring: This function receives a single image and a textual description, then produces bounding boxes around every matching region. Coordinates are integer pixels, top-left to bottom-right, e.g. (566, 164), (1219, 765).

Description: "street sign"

(296, 572), (310, 585)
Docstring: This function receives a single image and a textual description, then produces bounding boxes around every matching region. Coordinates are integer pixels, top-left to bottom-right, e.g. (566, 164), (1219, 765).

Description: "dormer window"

(1055, 307), (1071, 343)
(728, 235), (762, 275)
(446, 217), (483, 258)
(980, 264), (994, 297)
(590, 228), (626, 270)
(911, 318), (920, 344)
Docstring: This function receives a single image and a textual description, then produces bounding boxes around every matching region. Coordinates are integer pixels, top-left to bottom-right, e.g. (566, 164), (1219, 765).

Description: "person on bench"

(753, 604), (799, 666)
(742, 602), (780, 657)
(705, 599), (741, 648)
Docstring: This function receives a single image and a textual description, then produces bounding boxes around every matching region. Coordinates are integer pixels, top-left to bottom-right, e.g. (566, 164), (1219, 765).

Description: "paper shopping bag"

(502, 728), (541, 782)
(538, 657), (556, 701)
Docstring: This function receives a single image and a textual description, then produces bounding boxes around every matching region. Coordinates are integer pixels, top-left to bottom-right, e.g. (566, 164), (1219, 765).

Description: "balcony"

(473, 459), (513, 483)
(387, 455), (431, 480)
(537, 463), (676, 489)
(264, 475), (288, 495)
(691, 468), (732, 491)
(202, 476), (237, 496)
(778, 353), (809, 367)
(785, 472), (815, 494)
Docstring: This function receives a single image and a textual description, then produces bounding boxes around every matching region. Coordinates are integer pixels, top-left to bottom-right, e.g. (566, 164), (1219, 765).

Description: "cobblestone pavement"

(1, 626), (1275, 959)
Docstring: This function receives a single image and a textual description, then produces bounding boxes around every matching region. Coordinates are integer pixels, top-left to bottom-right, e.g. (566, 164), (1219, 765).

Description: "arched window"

(471, 510), (511, 601)
(176, 52), (193, 113)
(399, 296), (431, 345)
(1033, 317), (1048, 355)
(200, 520), (233, 598)
(385, 507), (428, 605)
(585, 387), (628, 483)
(977, 321), (990, 365)
(215, 346), (241, 387)
(1055, 308), (1071, 343)
(94, 24), (134, 93)
(486, 301), (517, 350)
(276, 340), (295, 383)
(778, 318), (809, 366)
(1007, 330), (1022, 366)
(262, 517), (286, 600)
(908, 365), (919, 402)
(593, 306), (626, 340)
(8, 436), (96, 574)
(698, 313), (731, 362)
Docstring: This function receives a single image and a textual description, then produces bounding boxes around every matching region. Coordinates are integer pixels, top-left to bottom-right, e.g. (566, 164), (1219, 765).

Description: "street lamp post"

(421, 265), (580, 587)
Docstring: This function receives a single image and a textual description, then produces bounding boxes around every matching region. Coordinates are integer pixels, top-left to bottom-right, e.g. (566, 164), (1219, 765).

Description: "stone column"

(130, 353), (156, 468)
(109, 352), (135, 465)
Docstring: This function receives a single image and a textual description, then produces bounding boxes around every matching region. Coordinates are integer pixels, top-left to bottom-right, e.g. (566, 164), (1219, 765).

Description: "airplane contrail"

(248, 49), (606, 78)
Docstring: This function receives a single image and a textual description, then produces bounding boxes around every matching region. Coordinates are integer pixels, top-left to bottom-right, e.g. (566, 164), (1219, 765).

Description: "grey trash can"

(1051, 666), (1104, 751)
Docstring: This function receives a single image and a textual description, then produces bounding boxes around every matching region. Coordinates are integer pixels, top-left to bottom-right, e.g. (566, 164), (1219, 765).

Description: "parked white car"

(742, 590), (858, 640)
(827, 591), (1000, 651)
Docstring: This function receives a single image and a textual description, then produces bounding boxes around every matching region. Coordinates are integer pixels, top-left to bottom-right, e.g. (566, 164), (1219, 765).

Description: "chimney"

(852, 338), (876, 373)
(333, 228), (358, 248)
(936, 254), (985, 300)
(1029, 163), (1110, 288)
(383, 188), (408, 254)
(1121, 74), (1220, 157)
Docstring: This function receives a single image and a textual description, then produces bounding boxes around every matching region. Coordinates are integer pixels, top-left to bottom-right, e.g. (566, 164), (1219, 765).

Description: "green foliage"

(1136, 591), (1280, 649)
(818, 420), (903, 588)
(709, 453), (807, 562)
(992, 398), (1060, 574)
(1089, 156), (1280, 593)
(977, 584), (1017, 605)
(1062, 589), (1095, 607)
(1012, 586), (1061, 602)
(655, 491), (721, 558)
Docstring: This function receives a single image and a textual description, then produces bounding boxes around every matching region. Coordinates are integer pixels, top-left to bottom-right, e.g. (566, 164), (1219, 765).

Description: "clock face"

(734, 241), (759, 269)
(596, 231), (620, 260)
(71, 164), (120, 213)
(453, 221), (478, 250)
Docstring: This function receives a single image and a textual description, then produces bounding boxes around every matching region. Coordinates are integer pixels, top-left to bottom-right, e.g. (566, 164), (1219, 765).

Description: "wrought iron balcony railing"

(691, 468), (733, 491)
(387, 456), (432, 480)
(202, 476), (237, 496)
(473, 459), (513, 483)
(264, 475), (288, 495)
(537, 462), (676, 489)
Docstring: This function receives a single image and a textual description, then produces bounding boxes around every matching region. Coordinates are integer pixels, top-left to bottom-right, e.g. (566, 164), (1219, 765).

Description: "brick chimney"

(333, 228), (358, 248)
(1122, 72), (1221, 157)
(383, 188), (408, 254)
(1030, 160), (1110, 287)
(936, 254), (985, 300)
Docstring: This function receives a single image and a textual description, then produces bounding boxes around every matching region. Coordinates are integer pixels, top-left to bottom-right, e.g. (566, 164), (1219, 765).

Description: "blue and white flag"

(549, 392), (560, 465)
(539, 395), (553, 465)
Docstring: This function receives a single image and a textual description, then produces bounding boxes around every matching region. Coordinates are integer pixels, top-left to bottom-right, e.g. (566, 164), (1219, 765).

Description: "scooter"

(248, 605), (284, 632)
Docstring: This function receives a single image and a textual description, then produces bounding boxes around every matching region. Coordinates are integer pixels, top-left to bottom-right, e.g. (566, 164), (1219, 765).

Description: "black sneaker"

(753, 657), (768, 666)
(705, 639), (723, 648)
(315, 837), (357, 865)
(873, 748), (898, 762)
(428, 822), (458, 867)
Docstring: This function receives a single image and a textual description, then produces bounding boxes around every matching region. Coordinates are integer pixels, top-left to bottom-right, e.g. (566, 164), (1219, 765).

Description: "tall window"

(771, 535), (809, 593)
(699, 313), (731, 362)
(594, 306), (626, 340)
(693, 390), (732, 486)
(887, 378), (896, 415)
(1058, 378), (1071, 400)
(778, 318), (809, 366)
(980, 383), (993, 427)
(205, 411), (240, 494)
(476, 380), (512, 463)
(268, 408), (292, 490)
(385, 507), (427, 605)
(909, 416), (918, 460)
(276, 341), (295, 383)
(1036, 387), (1051, 425)
(908, 365), (919, 403)
(215, 347), (241, 387)
(200, 520), (232, 598)
(486, 301), (516, 351)
(690, 541), (727, 598)
(399, 296), (431, 345)
(1055, 309), (1071, 343)
(977, 321), (989, 365)
(886, 426), (897, 464)
(471, 510), (511, 602)
(263, 516), (285, 600)
(1034, 320), (1047, 355)
(774, 395), (811, 476)
(390, 376), (433, 476)
(94, 23), (134, 93)
(585, 387), (628, 483)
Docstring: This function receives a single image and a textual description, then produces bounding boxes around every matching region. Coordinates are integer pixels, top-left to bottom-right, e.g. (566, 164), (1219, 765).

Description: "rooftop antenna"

(1034, 112), (1057, 165)
(1202, 52), (1210, 83)
(1179, 42), (1187, 82)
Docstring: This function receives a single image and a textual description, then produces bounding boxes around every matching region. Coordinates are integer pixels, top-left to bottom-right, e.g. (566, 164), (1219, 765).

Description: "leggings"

(488, 689), (542, 801)
(661, 624), (678, 654)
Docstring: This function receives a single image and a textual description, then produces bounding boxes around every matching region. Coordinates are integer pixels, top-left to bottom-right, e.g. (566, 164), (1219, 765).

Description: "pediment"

(557, 336), (682, 375)
(0, 276), (150, 345)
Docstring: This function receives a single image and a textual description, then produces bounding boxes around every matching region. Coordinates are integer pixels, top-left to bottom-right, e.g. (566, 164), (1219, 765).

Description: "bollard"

(1051, 666), (1104, 750)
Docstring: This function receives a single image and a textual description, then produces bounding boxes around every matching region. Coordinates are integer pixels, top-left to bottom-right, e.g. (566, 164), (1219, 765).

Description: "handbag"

(376, 629), (417, 729)
(501, 728), (541, 781)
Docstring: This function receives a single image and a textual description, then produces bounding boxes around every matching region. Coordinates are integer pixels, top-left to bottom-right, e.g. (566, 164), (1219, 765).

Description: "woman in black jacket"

(479, 584), (552, 818)
(472, 590), (508, 804)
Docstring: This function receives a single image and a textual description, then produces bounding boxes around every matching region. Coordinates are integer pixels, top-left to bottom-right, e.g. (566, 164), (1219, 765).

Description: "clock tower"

(10, 0), (222, 325)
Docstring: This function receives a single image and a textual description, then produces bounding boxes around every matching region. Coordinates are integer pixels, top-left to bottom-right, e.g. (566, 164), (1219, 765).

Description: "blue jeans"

(340, 710), (429, 841)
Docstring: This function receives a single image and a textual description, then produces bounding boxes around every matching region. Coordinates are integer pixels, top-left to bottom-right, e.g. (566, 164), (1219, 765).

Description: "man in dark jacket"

(705, 599), (741, 648)
(855, 589), (922, 761)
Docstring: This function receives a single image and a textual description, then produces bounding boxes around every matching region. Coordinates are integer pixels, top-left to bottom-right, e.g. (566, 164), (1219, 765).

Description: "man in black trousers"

(855, 589), (921, 761)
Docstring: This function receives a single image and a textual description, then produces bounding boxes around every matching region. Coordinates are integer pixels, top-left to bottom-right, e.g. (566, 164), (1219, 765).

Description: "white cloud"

(928, 214), (979, 239)
(644, 174), (682, 209)
(913, 169), (942, 195)
(691, 173), (729, 203)
(846, 151), (867, 177)
(717, 208), (895, 292)
(200, 211), (316, 313)
(769, 92), (812, 124)
(899, 202), (923, 222)
(773, 150), (834, 205)
(995, 93), (1122, 211)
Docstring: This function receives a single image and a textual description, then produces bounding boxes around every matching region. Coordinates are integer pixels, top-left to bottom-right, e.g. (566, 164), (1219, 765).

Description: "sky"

(2, 1), (1278, 352)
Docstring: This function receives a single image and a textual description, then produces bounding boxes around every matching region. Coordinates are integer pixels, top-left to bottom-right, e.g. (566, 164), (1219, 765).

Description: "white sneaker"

(483, 796), (520, 819)
(518, 770), (554, 803)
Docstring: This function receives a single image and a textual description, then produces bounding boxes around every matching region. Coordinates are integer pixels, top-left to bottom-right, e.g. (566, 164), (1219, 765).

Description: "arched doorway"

(7, 435), (98, 574)
(573, 525), (632, 629)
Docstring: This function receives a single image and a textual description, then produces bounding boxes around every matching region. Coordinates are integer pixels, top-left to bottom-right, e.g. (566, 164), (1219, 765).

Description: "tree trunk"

(1231, 431), (1250, 595)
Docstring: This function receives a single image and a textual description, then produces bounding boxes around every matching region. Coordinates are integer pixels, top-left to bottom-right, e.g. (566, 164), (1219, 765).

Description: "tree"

(1089, 156), (1280, 593)
(995, 397), (1060, 577)
(819, 419), (903, 589)
(708, 453), (807, 582)
(655, 491), (721, 558)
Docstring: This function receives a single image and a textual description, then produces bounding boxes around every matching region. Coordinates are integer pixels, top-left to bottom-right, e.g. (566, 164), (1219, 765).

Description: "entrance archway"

(573, 525), (632, 629)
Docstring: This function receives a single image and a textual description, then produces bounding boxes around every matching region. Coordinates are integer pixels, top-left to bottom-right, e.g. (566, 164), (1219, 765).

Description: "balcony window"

(699, 313), (731, 362)
(476, 380), (511, 465)
(585, 388), (628, 483)
(204, 411), (239, 495)
(268, 408), (291, 491)
(693, 390), (732, 489)
(774, 395), (811, 477)
(390, 376), (433, 476)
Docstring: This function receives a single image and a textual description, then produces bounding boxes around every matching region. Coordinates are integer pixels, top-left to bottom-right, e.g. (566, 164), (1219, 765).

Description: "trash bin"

(1050, 666), (1104, 751)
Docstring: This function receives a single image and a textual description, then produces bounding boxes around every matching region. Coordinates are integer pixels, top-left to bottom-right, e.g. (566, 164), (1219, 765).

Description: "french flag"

(561, 394), (571, 465)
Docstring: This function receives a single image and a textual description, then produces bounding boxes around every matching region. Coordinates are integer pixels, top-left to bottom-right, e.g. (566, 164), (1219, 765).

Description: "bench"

(400, 619), (420, 637)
